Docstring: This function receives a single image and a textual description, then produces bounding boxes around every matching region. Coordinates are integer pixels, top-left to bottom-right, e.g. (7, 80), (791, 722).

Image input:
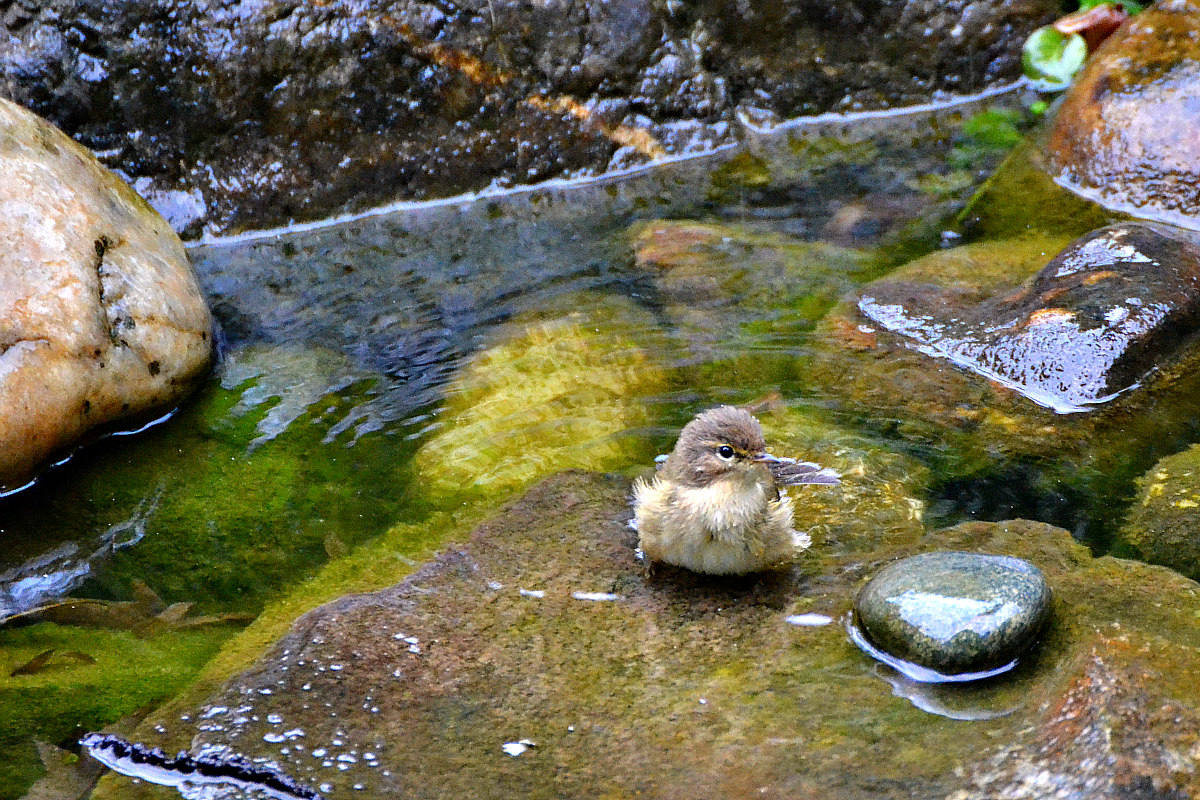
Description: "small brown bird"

(633, 405), (839, 575)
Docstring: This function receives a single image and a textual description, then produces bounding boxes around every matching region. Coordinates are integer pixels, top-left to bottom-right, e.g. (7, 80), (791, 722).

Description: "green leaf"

(1023, 27), (1088, 91)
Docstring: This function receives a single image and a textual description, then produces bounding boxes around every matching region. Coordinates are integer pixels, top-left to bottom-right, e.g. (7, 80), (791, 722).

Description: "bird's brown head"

(663, 405), (772, 488)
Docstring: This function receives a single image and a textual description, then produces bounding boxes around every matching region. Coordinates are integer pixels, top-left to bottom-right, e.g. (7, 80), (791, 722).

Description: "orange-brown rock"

(0, 98), (212, 492)
(1045, 0), (1200, 229)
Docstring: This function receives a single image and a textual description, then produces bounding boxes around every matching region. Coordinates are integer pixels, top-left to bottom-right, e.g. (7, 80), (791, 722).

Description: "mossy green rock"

(855, 551), (1051, 675)
(957, 140), (1114, 242)
(1119, 443), (1200, 580)
(91, 472), (1200, 800)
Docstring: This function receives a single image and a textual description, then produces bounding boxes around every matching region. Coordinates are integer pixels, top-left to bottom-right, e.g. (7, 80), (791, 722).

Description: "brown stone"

(0, 98), (212, 492)
(1045, 0), (1200, 229)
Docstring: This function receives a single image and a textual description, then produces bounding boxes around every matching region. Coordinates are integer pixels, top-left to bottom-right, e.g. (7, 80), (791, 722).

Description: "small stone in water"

(853, 551), (1051, 677)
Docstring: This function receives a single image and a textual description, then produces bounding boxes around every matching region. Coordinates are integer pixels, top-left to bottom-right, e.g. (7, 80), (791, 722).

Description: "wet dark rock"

(858, 223), (1200, 413)
(854, 551), (1051, 676)
(1119, 443), (1200, 581)
(1045, 0), (1200, 231)
(0, 0), (1060, 237)
(804, 230), (1200, 540)
(91, 477), (1200, 800)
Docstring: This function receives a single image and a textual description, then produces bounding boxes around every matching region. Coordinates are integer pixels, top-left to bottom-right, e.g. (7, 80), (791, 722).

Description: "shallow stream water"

(0, 86), (1116, 798)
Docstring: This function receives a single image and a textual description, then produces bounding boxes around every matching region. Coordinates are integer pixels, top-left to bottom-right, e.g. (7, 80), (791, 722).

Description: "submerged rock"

(854, 551), (1051, 677)
(858, 223), (1200, 413)
(1045, 0), (1200, 230)
(0, 97), (212, 493)
(90, 476), (1200, 800)
(412, 296), (667, 503)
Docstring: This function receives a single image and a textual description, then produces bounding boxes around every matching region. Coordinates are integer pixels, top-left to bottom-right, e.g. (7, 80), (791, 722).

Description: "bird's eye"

(717, 445), (735, 460)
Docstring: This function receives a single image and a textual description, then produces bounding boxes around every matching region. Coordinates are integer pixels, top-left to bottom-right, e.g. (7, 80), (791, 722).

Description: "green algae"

(784, 133), (880, 170)
(708, 152), (772, 195)
(412, 293), (669, 505)
(957, 140), (1116, 242)
(0, 622), (232, 799)
(34, 361), (415, 615)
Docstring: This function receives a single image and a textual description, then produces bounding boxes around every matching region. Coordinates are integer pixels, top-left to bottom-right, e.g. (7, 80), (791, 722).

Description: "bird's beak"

(752, 452), (784, 465)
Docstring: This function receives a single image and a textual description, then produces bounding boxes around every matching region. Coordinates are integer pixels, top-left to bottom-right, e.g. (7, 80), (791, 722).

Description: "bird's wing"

(768, 458), (841, 485)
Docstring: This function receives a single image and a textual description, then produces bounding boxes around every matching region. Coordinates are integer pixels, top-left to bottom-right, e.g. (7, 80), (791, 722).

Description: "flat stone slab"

(90, 471), (1200, 800)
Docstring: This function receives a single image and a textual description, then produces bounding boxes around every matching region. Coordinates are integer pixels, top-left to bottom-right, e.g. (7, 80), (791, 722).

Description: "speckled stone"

(854, 551), (1051, 675)
(0, 97), (213, 492)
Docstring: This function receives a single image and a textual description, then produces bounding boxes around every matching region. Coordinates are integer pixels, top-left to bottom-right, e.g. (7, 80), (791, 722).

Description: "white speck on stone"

(519, 588), (545, 598)
(284, 728), (305, 739)
(263, 733), (286, 743)
(330, 664), (344, 671)
(487, 580), (503, 590)
(267, 713), (284, 724)
(699, 698), (707, 705)
(786, 613), (834, 627)
(572, 591), (620, 602)
(312, 748), (327, 758)
(201, 706), (228, 719)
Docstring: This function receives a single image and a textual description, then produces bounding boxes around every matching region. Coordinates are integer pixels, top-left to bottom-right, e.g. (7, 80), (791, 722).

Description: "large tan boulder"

(0, 98), (212, 492)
